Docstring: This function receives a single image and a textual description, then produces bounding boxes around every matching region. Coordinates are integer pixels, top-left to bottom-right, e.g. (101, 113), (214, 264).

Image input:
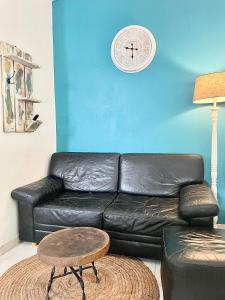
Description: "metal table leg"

(45, 262), (99, 300)
(92, 262), (100, 283)
(46, 266), (55, 300)
(70, 266), (86, 300)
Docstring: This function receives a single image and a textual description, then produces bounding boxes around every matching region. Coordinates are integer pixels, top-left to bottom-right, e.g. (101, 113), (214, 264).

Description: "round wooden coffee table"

(38, 227), (110, 300)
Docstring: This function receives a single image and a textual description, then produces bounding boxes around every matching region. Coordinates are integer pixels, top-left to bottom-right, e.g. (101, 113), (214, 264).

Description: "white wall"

(0, 0), (56, 251)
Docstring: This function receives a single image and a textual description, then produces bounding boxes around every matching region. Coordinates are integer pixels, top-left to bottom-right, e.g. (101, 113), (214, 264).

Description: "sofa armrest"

(11, 176), (63, 205)
(11, 176), (63, 242)
(179, 182), (219, 219)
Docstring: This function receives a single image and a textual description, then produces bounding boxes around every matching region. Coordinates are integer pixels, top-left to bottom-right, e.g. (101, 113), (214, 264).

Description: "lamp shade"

(193, 72), (225, 104)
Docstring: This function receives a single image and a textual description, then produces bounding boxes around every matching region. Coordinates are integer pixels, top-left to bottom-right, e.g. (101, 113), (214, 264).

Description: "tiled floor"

(0, 243), (163, 299)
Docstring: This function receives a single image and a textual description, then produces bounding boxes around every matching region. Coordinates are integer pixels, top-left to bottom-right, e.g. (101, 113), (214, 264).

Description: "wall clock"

(111, 25), (156, 73)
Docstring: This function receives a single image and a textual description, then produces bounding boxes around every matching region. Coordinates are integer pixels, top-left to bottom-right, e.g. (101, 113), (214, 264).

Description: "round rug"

(0, 255), (159, 300)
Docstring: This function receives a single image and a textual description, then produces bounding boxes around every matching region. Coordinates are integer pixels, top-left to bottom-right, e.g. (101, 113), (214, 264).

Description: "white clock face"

(111, 25), (156, 73)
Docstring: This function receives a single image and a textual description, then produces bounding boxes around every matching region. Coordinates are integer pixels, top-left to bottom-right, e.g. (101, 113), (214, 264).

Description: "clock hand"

(124, 43), (138, 59)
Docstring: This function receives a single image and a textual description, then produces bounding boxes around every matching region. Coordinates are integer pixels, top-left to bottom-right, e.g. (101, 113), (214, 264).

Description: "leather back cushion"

(49, 152), (120, 192)
(119, 154), (204, 197)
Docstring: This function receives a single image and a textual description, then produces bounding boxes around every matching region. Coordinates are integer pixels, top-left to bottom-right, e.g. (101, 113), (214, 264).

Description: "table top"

(37, 227), (110, 267)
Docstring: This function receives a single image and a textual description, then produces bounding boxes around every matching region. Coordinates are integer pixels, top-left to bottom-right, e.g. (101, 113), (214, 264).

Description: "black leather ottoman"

(161, 226), (225, 300)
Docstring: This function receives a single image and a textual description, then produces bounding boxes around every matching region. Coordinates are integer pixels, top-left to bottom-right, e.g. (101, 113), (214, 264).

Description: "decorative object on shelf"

(14, 61), (26, 132)
(111, 25), (156, 73)
(25, 114), (42, 132)
(23, 52), (32, 62)
(25, 67), (33, 98)
(0, 41), (41, 133)
(193, 72), (225, 200)
(1, 56), (16, 132)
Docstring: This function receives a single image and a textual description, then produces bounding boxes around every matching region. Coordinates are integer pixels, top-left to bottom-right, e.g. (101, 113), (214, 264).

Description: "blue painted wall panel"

(53, 0), (225, 221)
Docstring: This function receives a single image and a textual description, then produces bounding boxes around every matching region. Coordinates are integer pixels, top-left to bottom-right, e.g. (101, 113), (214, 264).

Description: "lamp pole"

(211, 100), (218, 200)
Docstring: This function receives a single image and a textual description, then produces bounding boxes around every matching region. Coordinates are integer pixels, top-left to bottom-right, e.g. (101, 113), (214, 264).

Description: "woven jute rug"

(0, 255), (159, 300)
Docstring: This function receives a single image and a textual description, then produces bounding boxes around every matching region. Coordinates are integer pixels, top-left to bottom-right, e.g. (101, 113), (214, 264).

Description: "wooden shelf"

(18, 98), (41, 103)
(4, 54), (40, 69)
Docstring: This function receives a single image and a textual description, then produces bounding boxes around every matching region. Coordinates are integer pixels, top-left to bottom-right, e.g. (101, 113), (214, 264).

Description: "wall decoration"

(0, 41), (41, 133)
(14, 62), (26, 132)
(25, 102), (33, 120)
(111, 25), (156, 73)
(2, 57), (16, 132)
(14, 46), (23, 58)
(23, 52), (32, 62)
(25, 119), (42, 132)
(25, 67), (33, 99)
(0, 42), (14, 56)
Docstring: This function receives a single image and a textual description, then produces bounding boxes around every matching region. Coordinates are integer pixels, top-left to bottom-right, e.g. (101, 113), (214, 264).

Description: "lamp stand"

(211, 101), (219, 226)
(211, 101), (218, 200)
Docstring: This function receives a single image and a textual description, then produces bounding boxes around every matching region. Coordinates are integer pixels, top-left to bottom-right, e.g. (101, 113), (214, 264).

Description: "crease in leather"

(49, 153), (120, 192)
(103, 193), (188, 236)
(163, 226), (225, 265)
(35, 223), (68, 228)
(119, 154), (203, 196)
(34, 191), (117, 228)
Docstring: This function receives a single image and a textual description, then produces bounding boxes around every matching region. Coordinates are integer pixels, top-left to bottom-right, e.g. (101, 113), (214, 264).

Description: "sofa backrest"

(119, 154), (204, 197)
(49, 152), (120, 192)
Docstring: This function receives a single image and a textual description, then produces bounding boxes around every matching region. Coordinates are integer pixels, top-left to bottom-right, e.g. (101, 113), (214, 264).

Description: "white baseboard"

(0, 237), (19, 256)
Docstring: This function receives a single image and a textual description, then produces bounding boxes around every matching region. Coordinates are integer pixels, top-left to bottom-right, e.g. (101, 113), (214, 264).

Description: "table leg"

(92, 262), (100, 283)
(79, 266), (83, 278)
(46, 266), (55, 300)
(70, 266), (86, 300)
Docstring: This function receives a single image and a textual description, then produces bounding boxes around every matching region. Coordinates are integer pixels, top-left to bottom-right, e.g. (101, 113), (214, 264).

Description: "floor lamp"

(193, 72), (225, 203)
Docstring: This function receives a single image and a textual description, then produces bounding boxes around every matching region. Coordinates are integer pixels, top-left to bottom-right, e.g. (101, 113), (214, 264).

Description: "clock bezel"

(111, 25), (156, 73)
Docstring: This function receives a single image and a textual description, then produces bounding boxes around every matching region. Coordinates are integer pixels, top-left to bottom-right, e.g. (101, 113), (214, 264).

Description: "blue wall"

(53, 0), (225, 221)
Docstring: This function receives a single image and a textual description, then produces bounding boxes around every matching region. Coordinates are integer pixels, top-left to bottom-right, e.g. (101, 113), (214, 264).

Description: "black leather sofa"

(11, 153), (219, 260)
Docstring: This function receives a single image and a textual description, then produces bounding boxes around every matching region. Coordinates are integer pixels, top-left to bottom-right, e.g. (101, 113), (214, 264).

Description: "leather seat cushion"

(103, 193), (188, 236)
(34, 191), (116, 228)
